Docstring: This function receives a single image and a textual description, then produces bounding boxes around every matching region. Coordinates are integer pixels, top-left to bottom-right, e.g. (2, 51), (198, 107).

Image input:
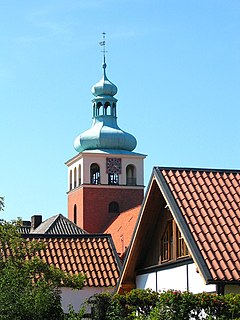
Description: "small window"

(69, 170), (73, 190)
(78, 165), (81, 185)
(104, 102), (111, 115)
(108, 173), (119, 185)
(177, 228), (189, 258)
(74, 204), (77, 224)
(74, 167), (77, 188)
(90, 163), (100, 184)
(126, 164), (136, 186)
(162, 221), (173, 262)
(96, 102), (103, 116)
(161, 220), (189, 263)
(109, 201), (119, 214)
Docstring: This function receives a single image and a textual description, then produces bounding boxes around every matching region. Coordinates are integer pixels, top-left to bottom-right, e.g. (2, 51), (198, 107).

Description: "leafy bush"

(88, 289), (240, 320)
(0, 220), (85, 320)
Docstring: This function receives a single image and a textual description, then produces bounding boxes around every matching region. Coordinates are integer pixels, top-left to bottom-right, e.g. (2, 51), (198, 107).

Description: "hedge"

(86, 289), (240, 320)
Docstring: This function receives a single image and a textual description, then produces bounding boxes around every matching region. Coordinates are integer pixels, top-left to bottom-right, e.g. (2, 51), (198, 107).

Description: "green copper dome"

(74, 62), (137, 153)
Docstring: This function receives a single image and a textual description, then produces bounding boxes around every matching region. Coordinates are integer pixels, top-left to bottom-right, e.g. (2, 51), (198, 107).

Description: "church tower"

(66, 37), (146, 233)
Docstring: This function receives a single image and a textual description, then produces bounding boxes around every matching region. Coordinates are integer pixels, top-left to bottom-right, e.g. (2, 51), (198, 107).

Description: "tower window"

(126, 164), (136, 186)
(109, 201), (119, 214)
(108, 173), (119, 185)
(104, 102), (111, 115)
(78, 164), (81, 185)
(69, 170), (73, 190)
(90, 163), (100, 184)
(74, 167), (77, 188)
(96, 102), (103, 116)
(74, 204), (77, 224)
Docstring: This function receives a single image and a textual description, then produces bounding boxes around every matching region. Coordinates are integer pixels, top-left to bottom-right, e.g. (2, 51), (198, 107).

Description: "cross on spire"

(99, 32), (107, 66)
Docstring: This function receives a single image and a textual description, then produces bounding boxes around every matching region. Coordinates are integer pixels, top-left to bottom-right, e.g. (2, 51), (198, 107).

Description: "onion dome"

(74, 62), (137, 153)
(91, 63), (118, 97)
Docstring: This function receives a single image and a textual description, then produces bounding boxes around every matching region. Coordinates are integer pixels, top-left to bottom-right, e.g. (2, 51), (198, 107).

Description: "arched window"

(69, 170), (73, 190)
(104, 102), (111, 115)
(78, 164), (81, 185)
(90, 163), (100, 184)
(109, 201), (119, 214)
(74, 204), (77, 224)
(74, 167), (77, 188)
(96, 102), (103, 116)
(126, 164), (136, 186)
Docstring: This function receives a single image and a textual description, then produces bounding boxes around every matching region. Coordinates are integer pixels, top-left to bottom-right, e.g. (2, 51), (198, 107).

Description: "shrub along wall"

(85, 289), (240, 320)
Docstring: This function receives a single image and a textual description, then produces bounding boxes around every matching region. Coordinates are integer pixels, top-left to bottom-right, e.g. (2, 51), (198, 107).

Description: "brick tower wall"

(68, 186), (143, 233)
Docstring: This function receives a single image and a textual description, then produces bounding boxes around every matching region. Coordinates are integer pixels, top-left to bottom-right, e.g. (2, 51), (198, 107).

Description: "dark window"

(74, 167), (77, 188)
(161, 220), (189, 263)
(177, 228), (189, 258)
(108, 173), (119, 185)
(90, 163), (100, 184)
(69, 170), (73, 190)
(109, 201), (119, 214)
(126, 164), (136, 186)
(162, 220), (173, 261)
(74, 204), (77, 224)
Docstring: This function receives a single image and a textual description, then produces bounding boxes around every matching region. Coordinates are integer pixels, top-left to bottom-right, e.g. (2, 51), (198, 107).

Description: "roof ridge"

(23, 233), (113, 239)
(155, 166), (240, 174)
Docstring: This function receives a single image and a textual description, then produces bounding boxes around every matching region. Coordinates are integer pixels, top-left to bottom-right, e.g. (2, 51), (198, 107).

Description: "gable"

(158, 168), (240, 283)
(117, 167), (240, 293)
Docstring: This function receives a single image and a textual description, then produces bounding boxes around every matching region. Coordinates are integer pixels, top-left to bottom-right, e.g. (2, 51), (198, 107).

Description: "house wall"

(224, 285), (240, 294)
(136, 262), (216, 293)
(60, 286), (114, 313)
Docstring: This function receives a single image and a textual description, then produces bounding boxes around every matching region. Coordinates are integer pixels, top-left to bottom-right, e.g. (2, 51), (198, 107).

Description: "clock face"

(106, 158), (122, 174)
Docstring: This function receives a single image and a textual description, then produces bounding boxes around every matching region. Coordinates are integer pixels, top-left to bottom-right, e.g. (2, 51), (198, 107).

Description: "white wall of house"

(136, 263), (216, 293)
(60, 286), (114, 313)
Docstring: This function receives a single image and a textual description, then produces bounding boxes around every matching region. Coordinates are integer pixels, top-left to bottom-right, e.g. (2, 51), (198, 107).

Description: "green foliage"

(64, 305), (86, 320)
(0, 219), (85, 320)
(89, 289), (240, 320)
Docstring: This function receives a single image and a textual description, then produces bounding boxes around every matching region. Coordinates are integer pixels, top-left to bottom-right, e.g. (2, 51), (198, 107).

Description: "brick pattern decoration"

(104, 205), (141, 258)
(23, 234), (120, 287)
(160, 168), (240, 282)
(68, 186), (143, 233)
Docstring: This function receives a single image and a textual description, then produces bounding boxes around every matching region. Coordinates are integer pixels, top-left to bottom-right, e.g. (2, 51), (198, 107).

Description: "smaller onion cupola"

(74, 35), (137, 153)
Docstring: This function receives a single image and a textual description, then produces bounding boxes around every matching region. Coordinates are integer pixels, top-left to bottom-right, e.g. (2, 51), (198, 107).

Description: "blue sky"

(1, 0), (239, 222)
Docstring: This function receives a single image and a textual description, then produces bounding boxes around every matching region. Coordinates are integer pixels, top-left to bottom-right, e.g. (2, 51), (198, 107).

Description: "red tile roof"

(23, 234), (120, 287)
(159, 167), (240, 283)
(104, 205), (141, 258)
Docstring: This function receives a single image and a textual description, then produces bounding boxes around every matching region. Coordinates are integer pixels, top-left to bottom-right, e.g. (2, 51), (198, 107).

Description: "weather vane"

(99, 32), (107, 64)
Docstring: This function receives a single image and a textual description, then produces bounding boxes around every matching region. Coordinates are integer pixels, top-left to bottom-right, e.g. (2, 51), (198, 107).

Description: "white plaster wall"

(136, 263), (216, 293)
(188, 263), (216, 293)
(136, 272), (156, 290)
(157, 265), (188, 291)
(60, 286), (114, 313)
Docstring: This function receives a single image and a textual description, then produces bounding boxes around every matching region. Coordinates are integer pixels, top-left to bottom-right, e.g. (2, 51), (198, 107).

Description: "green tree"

(0, 220), (85, 320)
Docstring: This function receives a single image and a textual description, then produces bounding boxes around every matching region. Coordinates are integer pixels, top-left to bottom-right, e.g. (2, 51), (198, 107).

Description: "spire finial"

(99, 32), (107, 69)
